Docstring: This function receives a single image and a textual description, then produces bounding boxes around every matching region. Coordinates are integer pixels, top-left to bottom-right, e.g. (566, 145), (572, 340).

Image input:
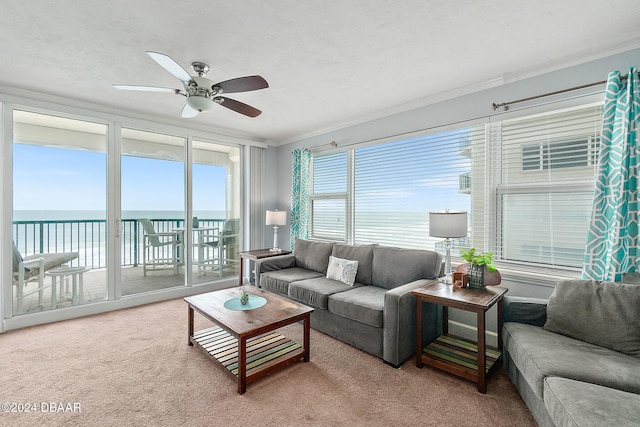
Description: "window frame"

(488, 101), (602, 271)
(309, 150), (353, 242)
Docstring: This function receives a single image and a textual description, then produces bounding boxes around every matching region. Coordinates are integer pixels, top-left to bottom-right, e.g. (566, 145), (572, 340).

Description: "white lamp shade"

(429, 210), (468, 238)
(266, 210), (287, 226)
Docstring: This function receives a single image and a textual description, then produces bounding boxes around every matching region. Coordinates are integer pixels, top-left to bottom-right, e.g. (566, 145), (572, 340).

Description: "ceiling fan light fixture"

(186, 95), (214, 112)
(114, 52), (268, 119)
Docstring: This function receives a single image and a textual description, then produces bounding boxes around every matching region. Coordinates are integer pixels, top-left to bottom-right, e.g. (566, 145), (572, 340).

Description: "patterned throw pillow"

(326, 256), (359, 286)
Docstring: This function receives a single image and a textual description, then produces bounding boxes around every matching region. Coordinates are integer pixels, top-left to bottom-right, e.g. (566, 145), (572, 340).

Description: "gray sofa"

(502, 279), (640, 427)
(255, 238), (443, 367)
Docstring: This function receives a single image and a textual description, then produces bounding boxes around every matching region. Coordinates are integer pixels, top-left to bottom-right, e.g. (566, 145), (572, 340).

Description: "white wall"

(265, 48), (640, 337)
(262, 147), (282, 248)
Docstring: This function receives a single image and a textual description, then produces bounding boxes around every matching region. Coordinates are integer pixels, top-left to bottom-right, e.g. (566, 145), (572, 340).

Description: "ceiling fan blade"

(215, 75), (269, 94)
(181, 103), (199, 118)
(215, 97), (262, 118)
(146, 51), (193, 84)
(112, 84), (178, 93)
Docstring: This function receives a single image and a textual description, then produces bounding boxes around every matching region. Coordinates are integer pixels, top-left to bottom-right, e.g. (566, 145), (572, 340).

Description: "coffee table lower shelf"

(420, 334), (502, 383)
(191, 326), (305, 380)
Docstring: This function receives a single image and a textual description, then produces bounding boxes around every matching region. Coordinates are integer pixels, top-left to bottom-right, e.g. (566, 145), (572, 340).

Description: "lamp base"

(270, 226), (281, 253)
(441, 237), (453, 285)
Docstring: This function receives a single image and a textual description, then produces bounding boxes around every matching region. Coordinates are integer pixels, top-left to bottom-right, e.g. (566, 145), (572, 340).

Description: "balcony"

(458, 172), (471, 194)
(12, 218), (238, 315)
(458, 136), (471, 157)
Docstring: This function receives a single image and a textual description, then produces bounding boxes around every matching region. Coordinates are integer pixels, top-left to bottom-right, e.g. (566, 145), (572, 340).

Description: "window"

(491, 104), (602, 269)
(522, 138), (598, 171)
(309, 152), (349, 241)
(310, 102), (603, 272)
(310, 125), (485, 251)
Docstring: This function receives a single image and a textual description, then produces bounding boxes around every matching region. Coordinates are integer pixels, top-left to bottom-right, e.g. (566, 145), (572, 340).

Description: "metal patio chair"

(12, 241), (78, 314)
(139, 218), (183, 276)
(199, 219), (240, 277)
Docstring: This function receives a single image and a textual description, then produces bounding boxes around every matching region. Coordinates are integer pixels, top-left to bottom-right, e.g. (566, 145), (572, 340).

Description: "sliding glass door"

(7, 107), (244, 319)
(120, 128), (185, 295)
(191, 140), (241, 282)
(12, 110), (108, 314)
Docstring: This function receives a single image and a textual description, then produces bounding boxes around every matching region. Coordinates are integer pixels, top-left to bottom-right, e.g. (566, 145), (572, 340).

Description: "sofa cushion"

(260, 268), (324, 294)
(503, 322), (640, 399)
(502, 296), (548, 327)
(328, 286), (386, 328)
(544, 377), (640, 427)
(331, 243), (376, 285)
(288, 277), (353, 309)
(371, 246), (442, 290)
(326, 256), (359, 286)
(293, 239), (335, 274)
(544, 279), (640, 357)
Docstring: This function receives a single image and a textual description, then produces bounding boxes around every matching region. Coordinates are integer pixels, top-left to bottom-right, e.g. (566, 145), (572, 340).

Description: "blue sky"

(14, 125), (470, 216)
(13, 144), (226, 212)
(313, 129), (472, 213)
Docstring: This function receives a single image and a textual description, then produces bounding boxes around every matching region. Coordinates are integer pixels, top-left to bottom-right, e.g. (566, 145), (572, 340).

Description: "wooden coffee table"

(185, 287), (313, 394)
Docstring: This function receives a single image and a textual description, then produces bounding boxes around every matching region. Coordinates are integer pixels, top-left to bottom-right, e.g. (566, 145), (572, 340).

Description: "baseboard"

(447, 320), (498, 348)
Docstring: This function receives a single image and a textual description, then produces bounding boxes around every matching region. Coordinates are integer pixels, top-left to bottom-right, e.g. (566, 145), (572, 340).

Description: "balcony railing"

(12, 218), (226, 270)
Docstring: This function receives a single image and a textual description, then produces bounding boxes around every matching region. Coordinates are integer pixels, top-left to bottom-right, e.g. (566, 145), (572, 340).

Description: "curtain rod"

(492, 73), (635, 111)
(309, 140), (337, 151)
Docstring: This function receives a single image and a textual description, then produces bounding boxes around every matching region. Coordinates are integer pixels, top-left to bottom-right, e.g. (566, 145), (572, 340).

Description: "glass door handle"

(116, 219), (123, 237)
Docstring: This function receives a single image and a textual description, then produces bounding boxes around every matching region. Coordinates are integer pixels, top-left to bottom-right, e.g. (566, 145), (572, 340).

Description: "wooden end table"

(412, 281), (508, 393)
(238, 248), (291, 286)
(185, 287), (312, 394)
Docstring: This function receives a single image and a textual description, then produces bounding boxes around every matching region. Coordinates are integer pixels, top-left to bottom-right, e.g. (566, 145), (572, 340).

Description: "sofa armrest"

(383, 279), (441, 367)
(254, 254), (296, 286)
(502, 296), (548, 326)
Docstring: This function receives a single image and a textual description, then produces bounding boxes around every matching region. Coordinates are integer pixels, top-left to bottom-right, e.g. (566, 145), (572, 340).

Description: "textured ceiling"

(1, 1), (639, 144)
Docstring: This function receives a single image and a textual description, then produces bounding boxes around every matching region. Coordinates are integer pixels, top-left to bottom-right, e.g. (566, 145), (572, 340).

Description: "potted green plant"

(457, 248), (501, 287)
(239, 285), (249, 305)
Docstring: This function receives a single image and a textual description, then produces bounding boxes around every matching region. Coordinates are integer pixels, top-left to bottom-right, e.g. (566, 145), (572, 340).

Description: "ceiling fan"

(113, 51), (268, 118)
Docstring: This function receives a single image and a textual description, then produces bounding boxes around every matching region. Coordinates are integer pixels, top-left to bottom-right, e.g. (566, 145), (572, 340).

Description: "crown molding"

(276, 40), (640, 146)
(0, 86), (269, 146)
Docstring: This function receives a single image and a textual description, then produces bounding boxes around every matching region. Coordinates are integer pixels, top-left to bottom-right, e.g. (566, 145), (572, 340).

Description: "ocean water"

(312, 210), (468, 253)
(12, 210), (228, 268)
(13, 210), (227, 221)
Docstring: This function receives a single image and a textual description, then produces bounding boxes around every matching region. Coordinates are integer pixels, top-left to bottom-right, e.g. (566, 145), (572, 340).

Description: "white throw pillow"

(326, 255), (359, 286)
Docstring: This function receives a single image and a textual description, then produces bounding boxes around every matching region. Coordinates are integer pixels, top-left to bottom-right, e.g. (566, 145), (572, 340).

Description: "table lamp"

(429, 210), (468, 284)
(266, 210), (287, 252)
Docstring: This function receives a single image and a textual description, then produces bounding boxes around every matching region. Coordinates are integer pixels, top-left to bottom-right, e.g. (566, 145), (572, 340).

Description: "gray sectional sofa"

(502, 279), (640, 427)
(255, 238), (443, 367)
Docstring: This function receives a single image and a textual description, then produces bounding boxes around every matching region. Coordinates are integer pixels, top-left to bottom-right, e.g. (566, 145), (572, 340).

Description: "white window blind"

(310, 151), (349, 242)
(352, 129), (482, 249)
(488, 104), (603, 269)
(310, 125), (485, 251)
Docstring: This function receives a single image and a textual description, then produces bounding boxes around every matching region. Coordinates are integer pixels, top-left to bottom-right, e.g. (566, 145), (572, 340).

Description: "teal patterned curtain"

(582, 67), (640, 281)
(290, 148), (311, 250)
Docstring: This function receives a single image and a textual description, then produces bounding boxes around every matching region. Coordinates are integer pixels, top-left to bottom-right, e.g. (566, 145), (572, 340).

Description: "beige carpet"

(0, 297), (535, 427)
